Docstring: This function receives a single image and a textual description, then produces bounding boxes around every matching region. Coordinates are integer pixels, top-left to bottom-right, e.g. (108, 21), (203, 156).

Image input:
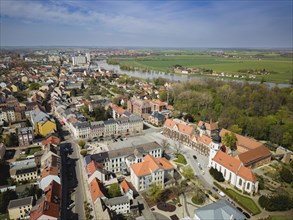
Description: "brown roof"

(41, 166), (59, 178)
(198, 135), (212, 146)
(120, 179), (130, 193)
(41, 136), (60, 146)
(236, 145), (271, 166)
(110, 103), (126, 115)
(44, 180), (61, 203)
(30, 201), (59, 220)
(86, 160), (104, 177)
(213, 151), (256, 182)
(130, 155), (174, 177)
(220, 128), (263, 151)
(164, 119), (194, 136)
(198, 120), (218, 131)
(89, 178), (105, 202)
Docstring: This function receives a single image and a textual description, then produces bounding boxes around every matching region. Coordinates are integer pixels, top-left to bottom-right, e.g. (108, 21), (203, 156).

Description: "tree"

(4, 133), (18, 147)
(222, 132), (237, 151)
(174, 141), (182, 155)
(78, 140), (86, 149)
(182, 166), (194, 180)
(147, 183), (163, 202)
(81, 82), (85, 90)
(83, 90), (91, 101)
(80, 149), (88, 156)
(29, 82), (41, 90)
(259, 194), (293, 211)
(0, 190), (17, 213)
(108, 183), (121, 198)
(280, 167), (293, 184)
(209, 167), (225, 182)
(161, 139), (170, 155)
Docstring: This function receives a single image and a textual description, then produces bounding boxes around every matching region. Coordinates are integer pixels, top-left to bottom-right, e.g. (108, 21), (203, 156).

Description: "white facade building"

(104, 196), (130, 214)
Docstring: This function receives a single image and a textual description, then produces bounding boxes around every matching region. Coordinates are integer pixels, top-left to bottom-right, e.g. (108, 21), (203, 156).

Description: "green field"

(113, 54), (293, 84)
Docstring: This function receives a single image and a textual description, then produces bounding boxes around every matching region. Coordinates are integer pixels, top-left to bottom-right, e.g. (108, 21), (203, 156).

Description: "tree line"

(159, 78), (293, 150)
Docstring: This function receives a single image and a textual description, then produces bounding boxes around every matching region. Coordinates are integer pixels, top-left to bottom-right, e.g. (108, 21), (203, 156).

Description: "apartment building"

(103, 196), (130, 214)
(10, 159), (38, 182)
(8, 196), (33, 220)
(130, 155), (174, 191)
(89, 142), (162, 175)
(18, 127), (34, 146)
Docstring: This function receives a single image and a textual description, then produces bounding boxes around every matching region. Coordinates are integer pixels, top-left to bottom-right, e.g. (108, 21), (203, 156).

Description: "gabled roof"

(213, 151), (242, 173)
(30, 201), (60, 220)
(86, 160), (105, 177)
(44, 180), (61, 203)
(42, 136), (60, 146)
(130, 155), (174, 177)
(198, 120), (218, 131)
(8, 196), (33, 209)
(195, 199), (246, 220)
(120, 179), (130, 193)
(236, 145), (271, 166)
(163, 119), (194, 136)
(89, 178), (105, 202)
(220, 128), (263, 151)
(213, 151), (256, 182)
(198, 135), (212, 146)
(110, 103), (126, 115)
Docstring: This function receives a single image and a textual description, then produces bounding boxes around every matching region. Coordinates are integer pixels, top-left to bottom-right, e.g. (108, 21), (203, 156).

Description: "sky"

(0, 0), (292, 48)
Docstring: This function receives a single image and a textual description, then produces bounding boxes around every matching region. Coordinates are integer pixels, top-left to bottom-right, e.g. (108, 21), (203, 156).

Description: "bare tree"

(161, 139), (170, 154)
(174, 140), (182, 155)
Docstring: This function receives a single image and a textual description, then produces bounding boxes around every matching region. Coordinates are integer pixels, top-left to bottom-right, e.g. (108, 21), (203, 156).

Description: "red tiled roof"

(42, 136), (60, 146)
(213, 151), (241, 173)
(198, 121), (218, 131)
(213, 151), (256, 182)
(41, 166), (59, 178)
(30, 201), (59, 220)
(89, 178), (105, 202)
(220, 128), (264, 151)
(163, 119), (194, 136)
(44, 180), (61, 203)
(236, 145), (271, 166)
(130, 155), (174, 177)
(198, 135), (212, 146)
(120, 179), (130, 193)
(110, 103), (126, 115)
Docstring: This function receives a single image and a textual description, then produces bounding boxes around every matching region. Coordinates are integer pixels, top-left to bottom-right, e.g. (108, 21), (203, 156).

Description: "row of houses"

(51, 83), (144, 140)
(7, 135), (61, 220)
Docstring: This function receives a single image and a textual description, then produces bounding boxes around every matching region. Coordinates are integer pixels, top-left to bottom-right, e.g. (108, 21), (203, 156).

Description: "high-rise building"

(86, 53), (91, 63)
(72, 55), (87, 65)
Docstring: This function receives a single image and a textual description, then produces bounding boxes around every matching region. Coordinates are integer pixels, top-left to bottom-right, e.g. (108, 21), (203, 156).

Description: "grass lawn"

(114, 54), (292, 84)
(192, 196), (204, 205)
(224, 188), (261, 215)
(27, 147), (42, 155)
(174, 154), (187, 165)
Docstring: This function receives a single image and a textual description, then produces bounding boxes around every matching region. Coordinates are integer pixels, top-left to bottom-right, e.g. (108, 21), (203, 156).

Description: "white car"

(219, 191), (225, 197)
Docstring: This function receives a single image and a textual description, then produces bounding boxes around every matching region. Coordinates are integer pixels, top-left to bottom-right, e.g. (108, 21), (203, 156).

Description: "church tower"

(208, 129), (221, 167)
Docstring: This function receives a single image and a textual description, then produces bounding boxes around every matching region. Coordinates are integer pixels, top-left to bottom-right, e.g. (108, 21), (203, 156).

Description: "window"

(246, 182), (250, 190)
(238, 178), (242, 186)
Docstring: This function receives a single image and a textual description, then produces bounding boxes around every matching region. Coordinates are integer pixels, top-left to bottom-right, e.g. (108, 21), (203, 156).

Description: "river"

(93, 60), (291, 88)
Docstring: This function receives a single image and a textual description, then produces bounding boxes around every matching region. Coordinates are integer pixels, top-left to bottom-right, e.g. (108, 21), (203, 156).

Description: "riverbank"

(94, 60), (292, 88)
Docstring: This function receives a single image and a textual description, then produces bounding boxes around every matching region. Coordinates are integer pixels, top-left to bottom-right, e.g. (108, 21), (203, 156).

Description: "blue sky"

(0, 0), (292, 48)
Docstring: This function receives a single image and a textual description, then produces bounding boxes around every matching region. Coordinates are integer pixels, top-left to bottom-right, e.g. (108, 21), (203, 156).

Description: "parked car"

(67, 202), (75, 210)
(193, 155), (197, 160)
(218, 191), (225, 197)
